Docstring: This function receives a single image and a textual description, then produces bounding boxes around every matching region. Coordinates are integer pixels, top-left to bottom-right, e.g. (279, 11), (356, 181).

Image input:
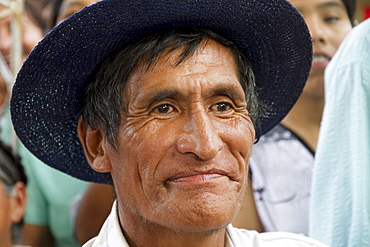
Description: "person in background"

(10, 0), (328, 246)
(0, 0), (47, 111)
(310, 18), (370, 247)
(0, 1), (88, 246)
(43, 0), (64, 29)
(0, 141), (27, 247)
(55, 0), (97, 24)
(43, 0), (97, 31)
(233, 0), (357, 235)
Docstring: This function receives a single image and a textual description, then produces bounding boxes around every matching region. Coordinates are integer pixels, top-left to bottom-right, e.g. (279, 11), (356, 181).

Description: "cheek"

(122, 117), (179, 152)
(331, 25), (352, 50)
(221, 117), (255, 158)
(111, 124), (174, 216)
(113, 119), (176, 181)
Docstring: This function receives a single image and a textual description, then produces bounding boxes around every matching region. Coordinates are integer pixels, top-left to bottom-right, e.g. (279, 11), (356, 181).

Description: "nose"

(176, 106), (223, 161)
(306, 17), (325, 45)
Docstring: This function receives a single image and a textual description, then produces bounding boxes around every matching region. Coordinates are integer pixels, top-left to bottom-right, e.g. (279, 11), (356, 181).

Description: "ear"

(10, 182), (27, 224)
(77, 117), (112, 173)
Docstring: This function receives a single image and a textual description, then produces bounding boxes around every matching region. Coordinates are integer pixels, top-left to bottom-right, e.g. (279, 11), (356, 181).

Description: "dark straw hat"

(10, 0), (312, 183)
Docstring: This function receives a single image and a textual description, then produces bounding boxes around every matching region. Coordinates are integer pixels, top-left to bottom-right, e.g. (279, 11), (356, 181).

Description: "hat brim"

(10, 0), (312, 183)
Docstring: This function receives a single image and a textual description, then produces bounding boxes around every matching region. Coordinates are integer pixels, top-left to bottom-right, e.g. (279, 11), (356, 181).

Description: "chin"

(168, 216), (232, 234)
(165, 195), (238, 233)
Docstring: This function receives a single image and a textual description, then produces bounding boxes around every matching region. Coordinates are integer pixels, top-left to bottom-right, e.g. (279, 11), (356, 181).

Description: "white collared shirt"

(83, 201), (328, 247)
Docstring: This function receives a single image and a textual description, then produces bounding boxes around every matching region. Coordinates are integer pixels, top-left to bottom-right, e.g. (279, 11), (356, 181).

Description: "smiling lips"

(167, 171), (228, 184)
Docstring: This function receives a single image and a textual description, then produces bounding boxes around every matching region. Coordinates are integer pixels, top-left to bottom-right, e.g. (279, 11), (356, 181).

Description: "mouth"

(311, 53), (330, 70)
(167, 170), (230, 184)
(312, 55), (329, 63)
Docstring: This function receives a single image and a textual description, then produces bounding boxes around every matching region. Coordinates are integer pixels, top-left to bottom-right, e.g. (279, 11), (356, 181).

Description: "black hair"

(50, 0), (64, 28)
(0, 140), (27, 187)
(341, 0), (357, 25)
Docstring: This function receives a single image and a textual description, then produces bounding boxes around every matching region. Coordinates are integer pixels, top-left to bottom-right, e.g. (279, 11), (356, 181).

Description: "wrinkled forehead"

(130, 38), (237, 79)
(125, 39), (242, 99)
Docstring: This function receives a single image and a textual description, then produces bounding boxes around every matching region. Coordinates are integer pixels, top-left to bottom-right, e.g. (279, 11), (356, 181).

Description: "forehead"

(129, 39), (238, 85)
(288, 0), (347, 13)
(125, 40), (243, 101)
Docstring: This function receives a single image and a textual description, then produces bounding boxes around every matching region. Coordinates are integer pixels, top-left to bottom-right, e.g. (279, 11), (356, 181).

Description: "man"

(10, 0), (326, 246)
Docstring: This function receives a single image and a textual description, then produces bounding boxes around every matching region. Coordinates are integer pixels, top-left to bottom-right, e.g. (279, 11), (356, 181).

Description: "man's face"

(107, 40), (255, 233)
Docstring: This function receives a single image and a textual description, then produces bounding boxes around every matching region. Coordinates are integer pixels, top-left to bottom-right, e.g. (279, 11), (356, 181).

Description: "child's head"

(0, 141), (27, 247)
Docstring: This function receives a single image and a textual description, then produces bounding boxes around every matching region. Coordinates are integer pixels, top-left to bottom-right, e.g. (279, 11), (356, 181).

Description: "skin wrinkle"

(113, 134), (168, 216)
(130, 52), (243, 160)
(163, 170), (240, 228)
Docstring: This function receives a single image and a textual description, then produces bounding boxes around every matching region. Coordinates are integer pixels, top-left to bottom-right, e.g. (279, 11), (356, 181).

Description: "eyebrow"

(147, 90), (181, 108)
(145, 84), (245, 107)
(206, 85), (246, 102)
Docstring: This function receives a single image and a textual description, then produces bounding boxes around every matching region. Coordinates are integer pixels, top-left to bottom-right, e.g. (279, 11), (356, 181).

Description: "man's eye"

(153, 104), (174, 114)
(211, 102), (232, 112)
